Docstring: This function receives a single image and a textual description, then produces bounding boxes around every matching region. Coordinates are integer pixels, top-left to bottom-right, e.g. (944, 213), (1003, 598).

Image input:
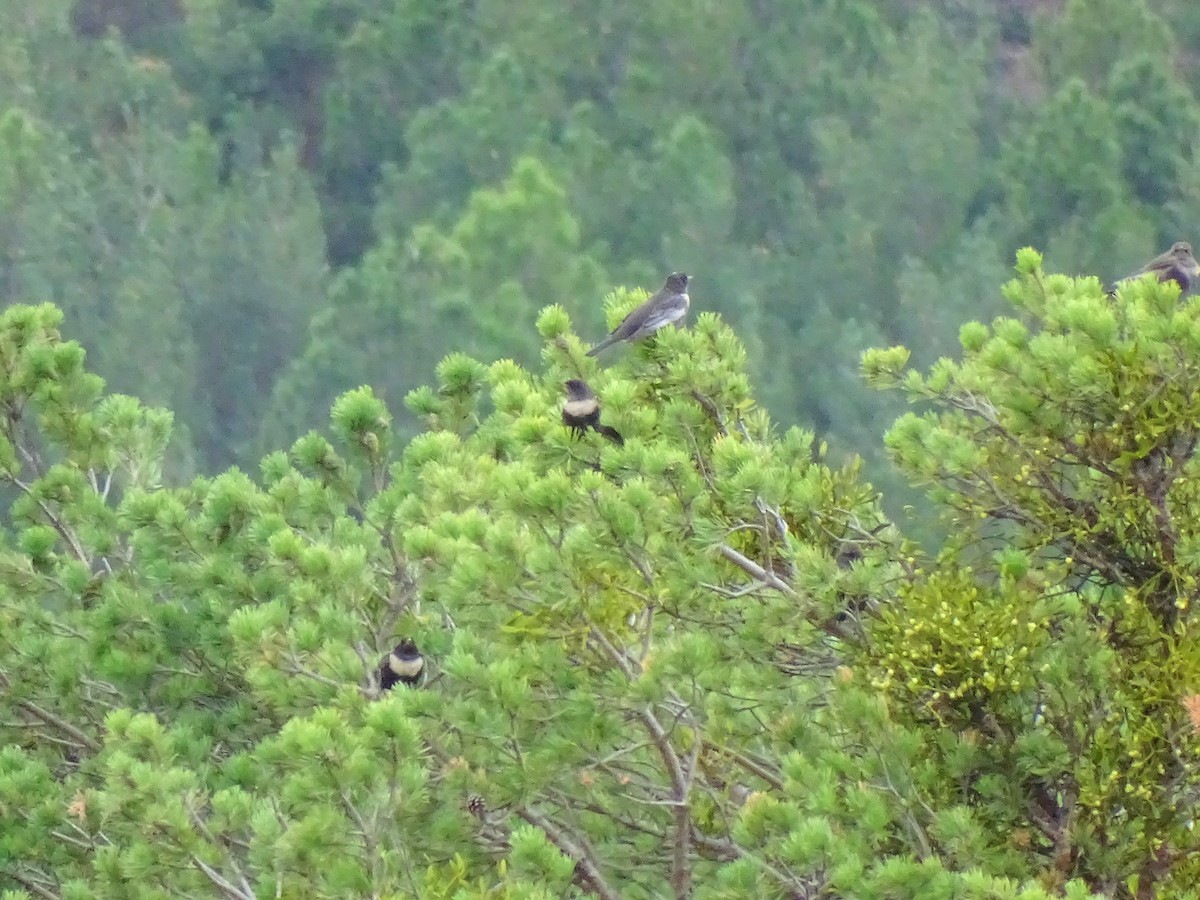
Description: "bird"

(562, 379), (624, 445)
(378, 639), (425, 690)
(1111, 241), (1200, 294)
(586, 272), (691, 356)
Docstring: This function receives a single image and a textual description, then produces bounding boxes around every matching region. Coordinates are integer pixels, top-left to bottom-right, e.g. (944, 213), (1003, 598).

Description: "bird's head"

(1173, 242), (1200, 274)
(564, 379), (591, 400)
(665, 272), (690, 293)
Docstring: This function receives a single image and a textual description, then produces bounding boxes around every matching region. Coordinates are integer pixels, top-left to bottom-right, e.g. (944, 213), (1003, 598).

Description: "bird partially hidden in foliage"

(1110, 241), (1200, 295)
(562, 379), (624, 445)
(378, 639), (425, 690)
(586, 272), (691, 356)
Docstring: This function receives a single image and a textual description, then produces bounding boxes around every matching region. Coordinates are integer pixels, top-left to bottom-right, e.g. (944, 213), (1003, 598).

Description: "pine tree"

(864, 249), (1200, 895)
(0, 289), (1110, 897)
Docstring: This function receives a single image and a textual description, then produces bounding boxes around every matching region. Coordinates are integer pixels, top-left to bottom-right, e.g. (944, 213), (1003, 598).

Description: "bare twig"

(0, 867), (60, 900)
(15, 700), (100, 752)
(700, 740), (784, 792)
(717, 544), (798, 598)
(192, 856), (255, 900)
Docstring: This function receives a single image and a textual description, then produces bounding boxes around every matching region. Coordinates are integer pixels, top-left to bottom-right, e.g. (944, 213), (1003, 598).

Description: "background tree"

(0, 0), (1190, 522)
(0, 14), (329, 472)
(259, 157), (608, 455)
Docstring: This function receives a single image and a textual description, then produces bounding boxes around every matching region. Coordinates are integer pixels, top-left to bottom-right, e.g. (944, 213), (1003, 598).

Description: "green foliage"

(2, 0), (1197, 532)
(1001, 81), (1127, 243)
(1108, 53), (1200, 211)
(2, 0), (1196, 536)
(0, 274), (1146, 895)
(319, 0), (474, 257)
(811, 9), (991, 306)
(864, 250), (1200, 894)
(1, 294), (1065, 899)
(1035, 0), (1172, 90)
(0, 12), (330, 474)
(260, 157), (607, 453)
(4, 0), (1200, 892)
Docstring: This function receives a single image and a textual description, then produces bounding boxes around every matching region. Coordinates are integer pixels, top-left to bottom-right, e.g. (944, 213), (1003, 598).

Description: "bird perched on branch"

(378, 639), (425, 690)
(562, 379), (624, 445)
(586, 272), (690, 356)
(1110, 241), (1200, 295)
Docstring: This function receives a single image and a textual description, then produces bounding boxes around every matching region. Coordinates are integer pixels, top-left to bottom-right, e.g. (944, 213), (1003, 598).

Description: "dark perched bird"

(562, 379), (624, 445)
(1111, 241), (1200, 294)
(586, 272), (691, 356)
(378, 639), (424, 690)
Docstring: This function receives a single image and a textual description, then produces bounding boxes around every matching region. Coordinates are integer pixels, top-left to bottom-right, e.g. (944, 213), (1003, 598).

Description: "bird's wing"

(630, 296), (689, 335)
(1162, 263), (1193, 290)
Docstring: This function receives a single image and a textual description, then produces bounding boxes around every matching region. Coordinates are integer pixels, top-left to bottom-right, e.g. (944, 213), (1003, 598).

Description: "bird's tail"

(586, 335), (617, 357)
(595, 424), (624, 446)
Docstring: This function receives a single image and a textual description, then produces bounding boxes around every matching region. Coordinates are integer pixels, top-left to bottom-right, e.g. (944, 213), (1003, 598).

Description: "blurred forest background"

(5, 0), (1200, 500)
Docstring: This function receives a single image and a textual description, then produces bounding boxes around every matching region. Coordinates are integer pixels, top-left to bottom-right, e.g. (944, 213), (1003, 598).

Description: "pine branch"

(589, 625), (694, 897)
(14, 698), (100, 753)
(516, 806), (621, 900)
(191, 856), (255, 900)
(716, 543), (797, 598)
(1, 866), (61, 899)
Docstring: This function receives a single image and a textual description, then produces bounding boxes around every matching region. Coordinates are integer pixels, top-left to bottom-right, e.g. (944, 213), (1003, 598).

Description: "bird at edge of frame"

(1108, 241), (1200, 296)
(586, 272), (691, 356)
(378, 638), (425, 691)
(562, 379), (624, 446)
